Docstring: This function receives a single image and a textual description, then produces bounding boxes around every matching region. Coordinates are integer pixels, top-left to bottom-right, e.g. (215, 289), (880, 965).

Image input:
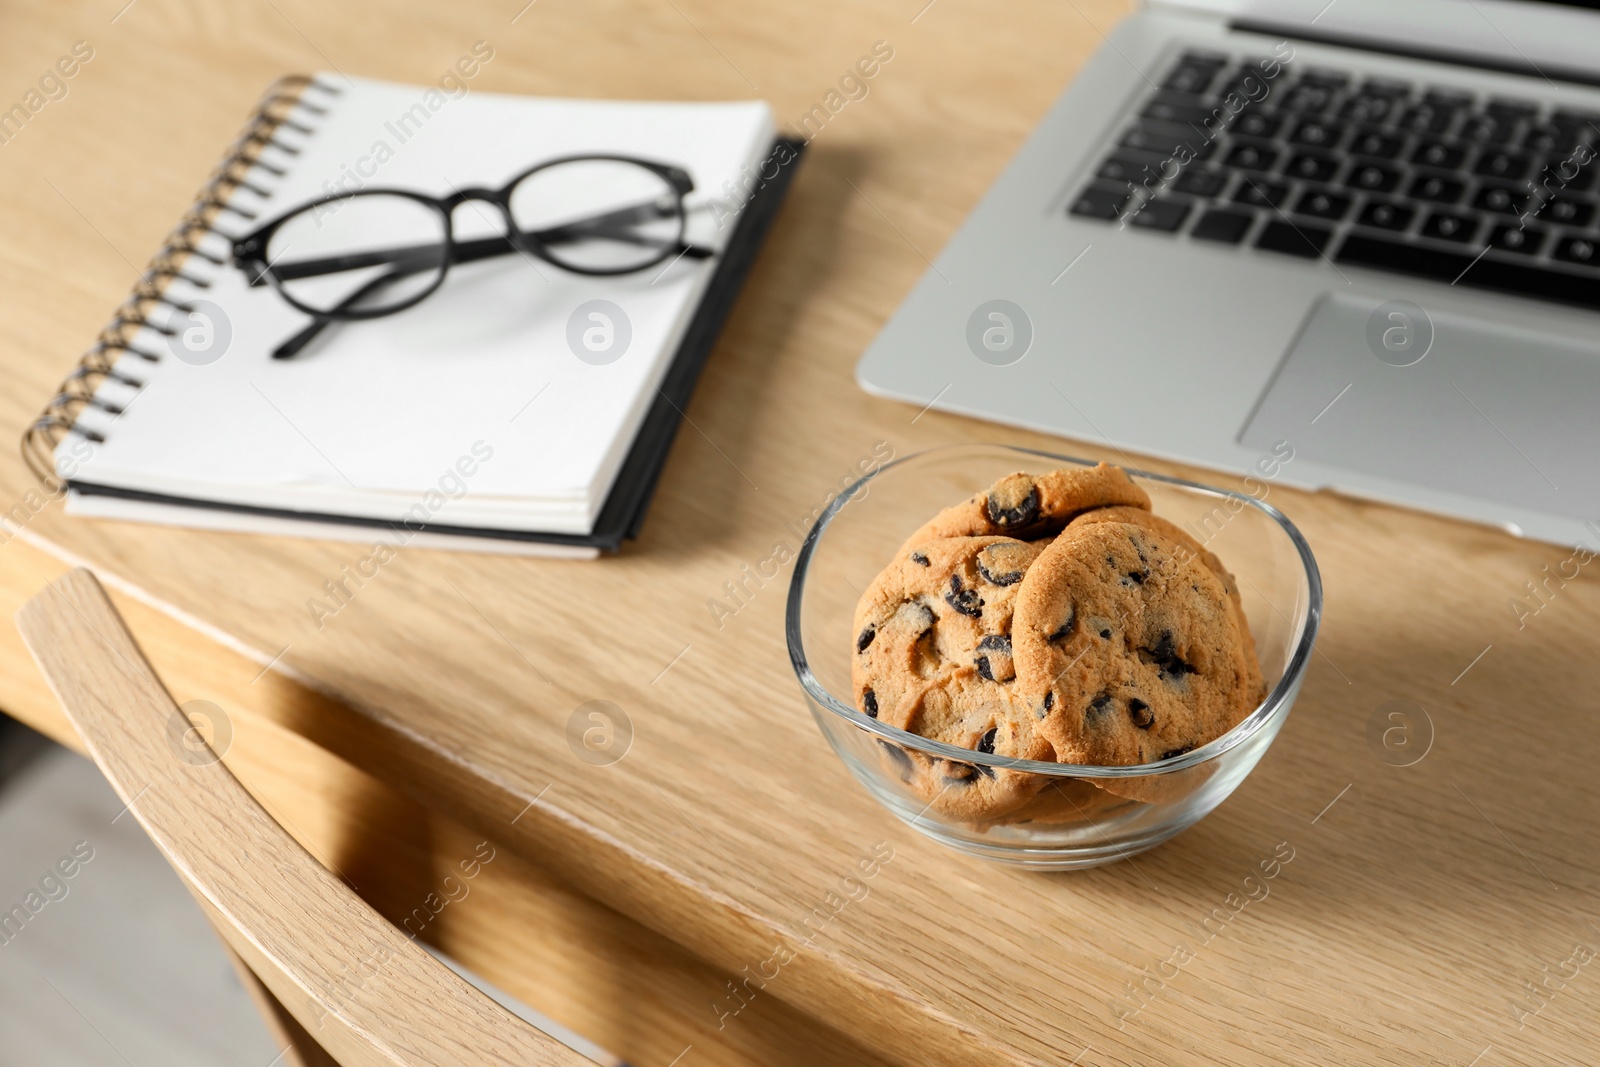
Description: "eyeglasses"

(231, 154), (713, 359)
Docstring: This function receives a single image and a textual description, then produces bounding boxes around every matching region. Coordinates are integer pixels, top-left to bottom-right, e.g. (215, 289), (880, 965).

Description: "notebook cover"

(70, 137), (804, 553)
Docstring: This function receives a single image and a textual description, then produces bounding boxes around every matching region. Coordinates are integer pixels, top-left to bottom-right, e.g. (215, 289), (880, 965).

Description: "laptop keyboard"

(1069, 50), (1600, 311)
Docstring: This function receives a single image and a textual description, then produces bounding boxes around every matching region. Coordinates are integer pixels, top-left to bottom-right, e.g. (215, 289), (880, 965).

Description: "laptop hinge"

(1230, 18), (1600, 92)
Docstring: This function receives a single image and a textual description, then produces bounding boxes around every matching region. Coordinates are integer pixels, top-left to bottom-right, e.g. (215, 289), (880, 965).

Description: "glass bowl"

(785, 444), (1321, 870)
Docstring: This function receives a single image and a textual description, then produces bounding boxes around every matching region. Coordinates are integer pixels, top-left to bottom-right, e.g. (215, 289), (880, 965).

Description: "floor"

(0, 714), (621, 1066)
(0, 719), (280, 1066)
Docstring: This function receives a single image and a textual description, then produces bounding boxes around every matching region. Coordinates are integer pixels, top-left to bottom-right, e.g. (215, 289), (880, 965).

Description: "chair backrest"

(16, 568), (586, 1067)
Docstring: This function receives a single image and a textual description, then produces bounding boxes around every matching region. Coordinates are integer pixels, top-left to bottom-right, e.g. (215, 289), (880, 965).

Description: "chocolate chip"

(975, 634), (1014, 682)
(985, 475), (1041, 531)
(878, 740), (913, 779)
(910, 552), (930, 566)
(1048, 606), (1076, 643)
(944, 573), (983, 618)
(1160, 743), (1195, 760)
(856, 624), (876, 652)
(1100, 628), (1112, 639)
(976, 543), (1029, 586)
(944, 753), (995, 781)
(1139, 631), (1196, 683)
(1044, 691), (1055, 710)
(977, 727), (997, 755)
(938, 759), (980, 785)
(862, 689), (879, 718)
(1127, 697), (1153, 729)
(1124, 570), (1145, 585)
(1086, 693), (1114, 723)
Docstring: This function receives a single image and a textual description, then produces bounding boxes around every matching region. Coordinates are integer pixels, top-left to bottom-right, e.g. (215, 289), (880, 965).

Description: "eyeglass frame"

(230, 153), (710, 326)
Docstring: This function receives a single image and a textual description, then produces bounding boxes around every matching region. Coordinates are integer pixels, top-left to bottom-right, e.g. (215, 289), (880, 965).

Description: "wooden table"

(3, 2), (1597, 1064)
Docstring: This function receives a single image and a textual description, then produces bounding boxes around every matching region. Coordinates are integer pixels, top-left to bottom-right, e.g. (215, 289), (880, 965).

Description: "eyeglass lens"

(266, 192), (449, 316)
(507, 159), (683, 272)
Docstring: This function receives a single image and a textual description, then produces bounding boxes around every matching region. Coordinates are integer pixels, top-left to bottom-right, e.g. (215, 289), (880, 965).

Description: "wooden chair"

(16, 568), (588, 1067)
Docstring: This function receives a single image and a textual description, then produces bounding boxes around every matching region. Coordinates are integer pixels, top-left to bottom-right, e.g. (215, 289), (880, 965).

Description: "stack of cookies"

(850, 463), (1266, 823)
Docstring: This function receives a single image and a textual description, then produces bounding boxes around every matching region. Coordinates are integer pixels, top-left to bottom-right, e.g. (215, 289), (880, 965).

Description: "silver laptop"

(858, 0), (1600, 546)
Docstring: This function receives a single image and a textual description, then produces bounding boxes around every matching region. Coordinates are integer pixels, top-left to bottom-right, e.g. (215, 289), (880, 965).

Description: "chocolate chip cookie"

(1013, 520), (1258, 769)
(1067, 506), (1265, 707)
(898, 463), (1151, 551)
(852, 536), (1056, 818)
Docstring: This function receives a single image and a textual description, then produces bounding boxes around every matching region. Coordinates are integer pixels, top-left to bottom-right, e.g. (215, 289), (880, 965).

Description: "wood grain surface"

(1, 2), (1598, 1065)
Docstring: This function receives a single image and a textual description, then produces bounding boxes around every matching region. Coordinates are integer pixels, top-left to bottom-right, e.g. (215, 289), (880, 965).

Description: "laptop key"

(1293, 188), (1352, 220)
(1338, 232), (1600, 311)
(1357, 201), (1415, 230)
(1120, 122), (1217, 160)
(1069, 184), (1129, 220)
(1399, 104), (1455, 135)
(1256, 219), (1333, 257)
(1190, 207), (1255, 243)
(1224, 142), (1280, 170)
(1286, 151), (1339, 181)
(1473, 184), (1530, 215)
(1217, 66), (1273, 100)
(1162, 56), (1224, 95)
(1232, 176), (1290, 209)
(1553, 234), (1600, 266)
(1097, 152), (1162, 183)
(1348, 129), (1404, 159)
(1346, 161), (1401, 193)
(1534, 157), (1598, 193)
(1142, 95), (1214, 126)
(1299, 68), (1350, 90)
(1424, 87), (1474, 109)
(1409, 174), (1465, 203)
(1487, 97), (1540, 120)
(1282, 82), (1336, 113)
(1340, 93), (1400, 125)
(1523, 124), (1584, 154)
(1549, 108), (1600, 130)
(1420, 210), (1479, 243)
(1475, 149), (1534, 179)
(1289, 118), (1346, 148)
(1128, 197), (1193, 231)
(1459, 113), (1510, 143)
(1537, 196), (1596, 226)
(1412, 140), (1466, 169)
(1232, 110), (1283, 139)
(1488, 223), (1547, 254)
(1362, 77), (1413, 97)
(1172, 167), (1228, 196)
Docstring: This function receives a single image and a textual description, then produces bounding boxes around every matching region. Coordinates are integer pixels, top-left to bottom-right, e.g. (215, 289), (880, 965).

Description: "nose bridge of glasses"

(444, 188), (516, 244)
(443, 186), (505, 209)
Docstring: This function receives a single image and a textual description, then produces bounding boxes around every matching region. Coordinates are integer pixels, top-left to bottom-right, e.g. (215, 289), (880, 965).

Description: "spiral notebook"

(24, 74), (800, 557)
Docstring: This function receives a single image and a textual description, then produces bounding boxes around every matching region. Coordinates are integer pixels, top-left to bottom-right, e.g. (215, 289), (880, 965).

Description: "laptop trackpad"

(1239, 293), (1600, 523)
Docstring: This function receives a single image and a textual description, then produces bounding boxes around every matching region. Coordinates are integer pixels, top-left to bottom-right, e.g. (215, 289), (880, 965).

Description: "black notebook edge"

(69, 137), (806, 554)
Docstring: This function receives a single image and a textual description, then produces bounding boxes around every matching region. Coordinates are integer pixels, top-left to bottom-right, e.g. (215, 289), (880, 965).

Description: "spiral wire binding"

(21, 74), (340, 489)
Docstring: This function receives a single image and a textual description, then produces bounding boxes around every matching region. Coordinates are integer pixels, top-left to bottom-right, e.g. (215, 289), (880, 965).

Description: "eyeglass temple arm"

(272, 267), (414, 359)
(273, 229), (710, 359)
(269, 202), (715, 359)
